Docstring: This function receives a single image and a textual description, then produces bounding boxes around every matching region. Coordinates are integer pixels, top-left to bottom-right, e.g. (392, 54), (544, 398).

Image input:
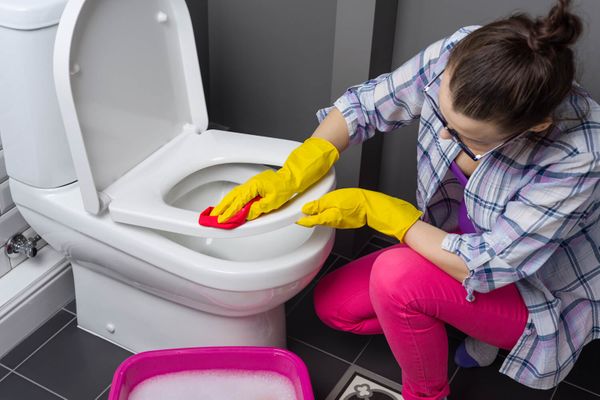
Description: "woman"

(210, 1), (600, 399)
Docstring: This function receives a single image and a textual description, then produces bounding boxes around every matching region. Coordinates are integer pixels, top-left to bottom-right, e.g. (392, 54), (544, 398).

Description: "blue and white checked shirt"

(317, 26), (600, 390)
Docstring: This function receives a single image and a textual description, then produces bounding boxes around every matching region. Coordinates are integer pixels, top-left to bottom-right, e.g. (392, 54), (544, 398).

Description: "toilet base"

(72, 262), (286, 353)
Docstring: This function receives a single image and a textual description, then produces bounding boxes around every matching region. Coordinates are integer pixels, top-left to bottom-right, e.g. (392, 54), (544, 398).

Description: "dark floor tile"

(1, 311), (74, 369)
(553, 382), (600, 399)
(355, 335), (402, 383)
(0, 365), (9, 381)
(288, 337), (350, 400)
(450, 357), (554, 400)
(0, 373), (62, 400)
(369, 235), (398, 248)
(64, 300), (76, 314)
(286, 282), (371, 363)
(563, 340), (600, 395)
(355, 334), (461, 384)
(330, 254), (352, 266)
(96, 386), (111, 400)
(445, 324), (467, 341)
(16, 320), (132, 400)
(356, 243), (384, 259)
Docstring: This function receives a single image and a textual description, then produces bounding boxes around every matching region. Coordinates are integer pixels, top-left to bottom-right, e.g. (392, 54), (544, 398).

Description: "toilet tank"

(0, 0), (76, 188)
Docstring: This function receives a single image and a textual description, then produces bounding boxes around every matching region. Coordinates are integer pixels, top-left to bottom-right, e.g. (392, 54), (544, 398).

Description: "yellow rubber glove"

(297, 188), (423, 242)
(210, 137), (339, 223)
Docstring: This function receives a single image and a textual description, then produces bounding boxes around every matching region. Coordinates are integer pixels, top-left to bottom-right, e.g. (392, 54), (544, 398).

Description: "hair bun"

(528, 0), (582, 53)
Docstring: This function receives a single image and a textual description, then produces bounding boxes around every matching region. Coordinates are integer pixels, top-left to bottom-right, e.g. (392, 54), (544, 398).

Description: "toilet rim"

(10, 177), (336, 292)
(53, 0), (335, 240)
(104, 129), (336, 239)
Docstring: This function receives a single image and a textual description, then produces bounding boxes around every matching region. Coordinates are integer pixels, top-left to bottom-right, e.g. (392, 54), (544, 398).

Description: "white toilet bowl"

(0, 0), (336, 352)
(11, 169), (334, 352)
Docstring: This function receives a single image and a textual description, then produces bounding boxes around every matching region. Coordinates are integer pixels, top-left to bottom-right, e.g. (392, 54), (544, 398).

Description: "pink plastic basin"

(108, 346), (314, 400)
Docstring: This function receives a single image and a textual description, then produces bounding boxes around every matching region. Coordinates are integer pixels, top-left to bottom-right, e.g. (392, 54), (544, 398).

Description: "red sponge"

(198, 196), (262, 229)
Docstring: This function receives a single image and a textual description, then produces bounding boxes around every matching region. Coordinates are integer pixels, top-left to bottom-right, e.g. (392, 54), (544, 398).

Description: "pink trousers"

(313, 243), (529, 400)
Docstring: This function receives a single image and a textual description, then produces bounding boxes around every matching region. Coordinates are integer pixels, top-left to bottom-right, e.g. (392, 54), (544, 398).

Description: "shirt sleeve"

(316, 26), (478, 146)
(441, 152), (600, 300)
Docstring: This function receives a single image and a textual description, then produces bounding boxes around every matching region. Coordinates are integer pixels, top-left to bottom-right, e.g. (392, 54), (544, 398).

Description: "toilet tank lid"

(0, 0), (67, 30)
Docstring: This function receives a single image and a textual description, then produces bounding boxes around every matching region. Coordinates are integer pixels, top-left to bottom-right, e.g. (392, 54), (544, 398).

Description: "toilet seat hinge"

(183, 123), (202, 135)
(98, 191), (112, 213)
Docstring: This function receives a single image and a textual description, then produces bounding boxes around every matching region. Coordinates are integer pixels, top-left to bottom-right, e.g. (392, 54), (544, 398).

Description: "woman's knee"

(369, 247), (432, 306)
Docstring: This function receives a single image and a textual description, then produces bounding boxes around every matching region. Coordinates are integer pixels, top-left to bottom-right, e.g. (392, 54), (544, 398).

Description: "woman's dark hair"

(447, 0), (584, 135)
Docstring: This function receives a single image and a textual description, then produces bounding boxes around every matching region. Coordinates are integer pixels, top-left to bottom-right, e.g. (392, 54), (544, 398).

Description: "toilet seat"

(105, 128), (335, 238)
(53, 0), (334, 238)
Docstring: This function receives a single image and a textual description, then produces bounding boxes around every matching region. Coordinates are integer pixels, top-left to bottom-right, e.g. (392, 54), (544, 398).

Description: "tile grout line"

(0, 363), (10, 385)
(354, 239), (378, 258)
(10, 369), (68, 400)
(62, 307), (76, 317)
(0, 307), (75, 363)
(94, 382), (112, 400)
(0, 314), (76, 388)
(288, 336), (352, 366)
(9, 315), (77, 374)
(371, 236), (398, 247)
(560, 380), (600, 398)
(549, 385), (559, 399)
(350, 336), (373, 365)
(448, 366), (461, 385)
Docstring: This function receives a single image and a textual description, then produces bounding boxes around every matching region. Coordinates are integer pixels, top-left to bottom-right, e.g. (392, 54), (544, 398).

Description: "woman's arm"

(311, 107), (349, 153)
(403, 220), (470, 282)
(404, 151), (600, 298)
(308, 109), (470, 283)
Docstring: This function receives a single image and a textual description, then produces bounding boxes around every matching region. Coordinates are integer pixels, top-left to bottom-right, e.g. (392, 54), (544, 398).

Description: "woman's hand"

(210, 137), (339, 223)
(210, 169), (295, 223)
(297, 188), (423, 242)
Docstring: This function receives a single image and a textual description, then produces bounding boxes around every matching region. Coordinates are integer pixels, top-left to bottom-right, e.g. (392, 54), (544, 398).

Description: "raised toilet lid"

(53, 0), (335, 238)
(54, 0), (208, 215)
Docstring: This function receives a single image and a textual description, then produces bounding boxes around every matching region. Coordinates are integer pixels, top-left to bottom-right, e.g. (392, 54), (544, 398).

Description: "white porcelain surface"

(0, 246), (9, 278)
(11, 178), (335, 293)
(0, 152), (7, 181)
(0, 0), (67, 30)
(73, 263), (288, 352)
(107, 129), (336, 238)
(13, 180), (334, 349)
(0, 24), (76, 188)
(0, 180), (13, 213)
(54, 0), (207, 214)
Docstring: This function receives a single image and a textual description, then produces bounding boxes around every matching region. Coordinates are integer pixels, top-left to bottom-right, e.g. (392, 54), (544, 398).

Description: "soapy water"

(128, 369), (299, 400)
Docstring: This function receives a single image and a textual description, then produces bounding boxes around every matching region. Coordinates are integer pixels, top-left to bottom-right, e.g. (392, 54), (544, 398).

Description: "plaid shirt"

(317, 26), (600, 390)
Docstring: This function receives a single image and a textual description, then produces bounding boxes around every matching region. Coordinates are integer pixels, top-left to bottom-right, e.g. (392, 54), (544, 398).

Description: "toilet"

(0, 0), (335, 352)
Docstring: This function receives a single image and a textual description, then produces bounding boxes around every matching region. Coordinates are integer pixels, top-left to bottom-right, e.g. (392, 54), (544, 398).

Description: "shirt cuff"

(440, 233), (471, 301)
(441, 232), (496, 300)
(440, 232), (461, 253)
(336, 94), (364, 146)
(441, 232), (499, 271)
(316, 93), (364, 146)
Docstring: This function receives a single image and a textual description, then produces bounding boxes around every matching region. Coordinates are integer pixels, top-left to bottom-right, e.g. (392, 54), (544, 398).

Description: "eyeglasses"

(423, 69), (524, 161)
